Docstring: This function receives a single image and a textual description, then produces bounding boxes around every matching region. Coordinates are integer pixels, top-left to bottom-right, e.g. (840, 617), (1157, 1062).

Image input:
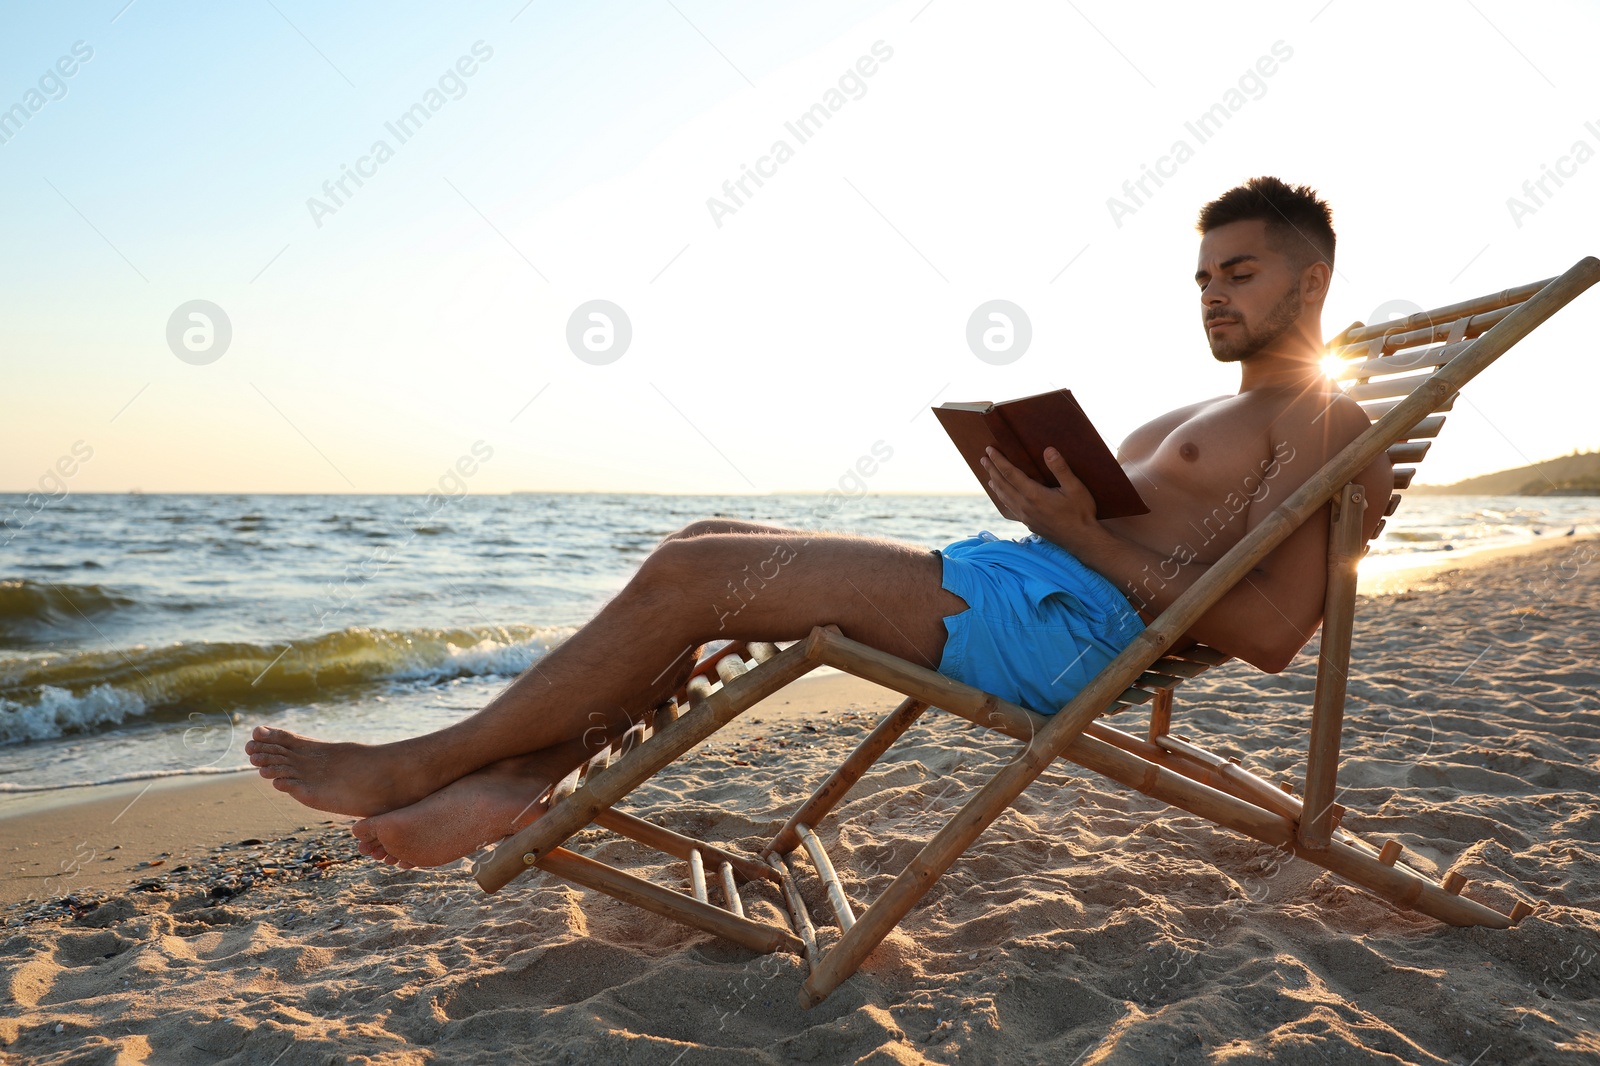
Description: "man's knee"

(633, 537), (707, 600)
(658, 517), (793, 549)
(656, 518), (727, 548)
(636, 533), (781, 609)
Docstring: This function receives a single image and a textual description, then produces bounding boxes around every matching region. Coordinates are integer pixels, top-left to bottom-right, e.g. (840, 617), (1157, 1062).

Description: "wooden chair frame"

(471, 257), (1600, 1007)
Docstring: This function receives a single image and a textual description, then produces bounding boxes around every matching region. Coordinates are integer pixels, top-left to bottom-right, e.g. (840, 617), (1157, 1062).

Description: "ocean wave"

(0, 579), (137, 638)
(0, 623), (574, 745)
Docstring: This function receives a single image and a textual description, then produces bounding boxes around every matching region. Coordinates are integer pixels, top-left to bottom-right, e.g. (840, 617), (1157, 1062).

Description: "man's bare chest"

(1108, 398), (1300, 558)
(1134, 401), (1290, 497)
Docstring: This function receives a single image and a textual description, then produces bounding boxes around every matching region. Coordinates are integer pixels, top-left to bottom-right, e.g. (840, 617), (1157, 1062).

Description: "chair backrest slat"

(1320, 272), (1560, 560)
(1337, 275), (1552, 345)
(1345, 371), (1440, 403)
(1361, 393), (1456, 420)
(1387, 441), (1431, 464)
(1161, 644), (1232, 667)
(1402, 414), (1447, 440)
(1340, 340), (1469, 380)
(1336, 303), (1512, 357)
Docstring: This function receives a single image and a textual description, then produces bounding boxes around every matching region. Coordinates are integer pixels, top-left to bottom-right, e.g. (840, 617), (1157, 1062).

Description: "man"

(247, 176), (1391, 868)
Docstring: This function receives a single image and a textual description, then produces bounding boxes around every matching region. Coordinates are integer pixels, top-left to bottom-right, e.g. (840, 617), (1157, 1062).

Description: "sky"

(2, 0), (1597, 496)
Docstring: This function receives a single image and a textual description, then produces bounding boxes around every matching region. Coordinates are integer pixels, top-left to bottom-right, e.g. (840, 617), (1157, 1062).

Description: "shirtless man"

(247, 176), (1391, 868)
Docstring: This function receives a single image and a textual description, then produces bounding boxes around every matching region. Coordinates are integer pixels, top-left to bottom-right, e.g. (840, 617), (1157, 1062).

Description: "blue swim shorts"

(934, 531), (1145, 716)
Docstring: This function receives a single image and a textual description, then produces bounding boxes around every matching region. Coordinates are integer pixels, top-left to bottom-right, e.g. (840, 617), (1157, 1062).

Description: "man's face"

(1195, 219), (1304, 363)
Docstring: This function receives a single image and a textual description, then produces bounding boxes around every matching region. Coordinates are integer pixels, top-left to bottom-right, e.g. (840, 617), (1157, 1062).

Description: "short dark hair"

(1196, 176), (1335, 272)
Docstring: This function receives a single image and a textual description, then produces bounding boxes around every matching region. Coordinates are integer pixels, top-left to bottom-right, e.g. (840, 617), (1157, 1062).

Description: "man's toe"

(252, 726), (301, 747)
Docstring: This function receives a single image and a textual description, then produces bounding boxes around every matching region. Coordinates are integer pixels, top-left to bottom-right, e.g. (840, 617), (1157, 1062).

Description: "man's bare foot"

(246, 726), (447, 817)
(350, 755), (564, 869)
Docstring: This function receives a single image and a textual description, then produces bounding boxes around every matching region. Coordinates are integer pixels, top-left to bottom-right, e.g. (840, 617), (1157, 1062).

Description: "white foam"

(392, 626), (577, 682)
(0, 683), (150, 746)
(0, 763), (253, 793)
(0, 624), (579, 746)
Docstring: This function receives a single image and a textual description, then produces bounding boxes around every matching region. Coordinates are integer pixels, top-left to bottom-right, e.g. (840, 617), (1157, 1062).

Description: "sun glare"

(1320, 354), (1348, 380)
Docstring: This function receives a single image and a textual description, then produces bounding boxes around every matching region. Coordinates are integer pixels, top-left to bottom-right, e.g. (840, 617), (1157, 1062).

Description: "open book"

(933, 389), (1149, 520)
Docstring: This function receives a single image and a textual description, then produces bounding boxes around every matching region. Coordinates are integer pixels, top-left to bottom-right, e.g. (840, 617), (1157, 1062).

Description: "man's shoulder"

(1119, 395), (1229, 452)
(1268, 388), (1373, 461)
(1280, 388), (1369, 434)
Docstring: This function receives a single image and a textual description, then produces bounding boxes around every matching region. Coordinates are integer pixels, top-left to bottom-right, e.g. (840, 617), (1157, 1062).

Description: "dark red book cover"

(933, 390), (1149, 520)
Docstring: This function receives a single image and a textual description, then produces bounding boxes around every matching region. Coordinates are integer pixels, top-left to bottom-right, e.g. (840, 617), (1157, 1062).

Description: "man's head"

(1194, 177), (1335, 363)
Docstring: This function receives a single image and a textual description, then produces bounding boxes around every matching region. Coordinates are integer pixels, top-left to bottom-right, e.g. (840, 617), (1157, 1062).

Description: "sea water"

(2, 491), (1596, 793)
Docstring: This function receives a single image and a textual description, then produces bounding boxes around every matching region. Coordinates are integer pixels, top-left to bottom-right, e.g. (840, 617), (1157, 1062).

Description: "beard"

(1207, 283), (1303, 363)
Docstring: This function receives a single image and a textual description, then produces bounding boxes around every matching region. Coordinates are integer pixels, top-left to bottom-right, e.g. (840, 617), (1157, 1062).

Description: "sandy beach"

(3, 537), (1597, 1065)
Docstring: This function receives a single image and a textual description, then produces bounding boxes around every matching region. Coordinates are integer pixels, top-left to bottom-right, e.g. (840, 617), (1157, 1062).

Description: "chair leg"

(766, 697), (929, 857)
(1300, 482), (1367, 849)
(1147, 687), (1174, 742)
(794, 823), (857, 932)
(769, 853), (819, 967)
(797, 738), (1070, 1006)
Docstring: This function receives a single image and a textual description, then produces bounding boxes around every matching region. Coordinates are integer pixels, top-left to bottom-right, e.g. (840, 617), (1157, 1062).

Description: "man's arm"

(983, 399), (1390, 673)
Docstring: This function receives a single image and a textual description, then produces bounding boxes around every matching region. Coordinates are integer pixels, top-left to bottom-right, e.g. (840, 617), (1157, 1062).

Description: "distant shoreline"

(1408, 449), (1600, 496)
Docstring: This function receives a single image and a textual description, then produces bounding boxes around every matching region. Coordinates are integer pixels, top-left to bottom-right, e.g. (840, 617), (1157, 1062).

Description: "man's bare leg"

(246, 519), (967, 820)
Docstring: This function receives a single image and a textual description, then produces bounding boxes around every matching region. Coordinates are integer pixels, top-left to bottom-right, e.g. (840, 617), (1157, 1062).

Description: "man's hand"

(981, 446), (1104, 554)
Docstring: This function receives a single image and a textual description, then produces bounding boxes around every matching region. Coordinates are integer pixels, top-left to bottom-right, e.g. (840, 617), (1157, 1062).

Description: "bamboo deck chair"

(473, 257), (1600, 1007)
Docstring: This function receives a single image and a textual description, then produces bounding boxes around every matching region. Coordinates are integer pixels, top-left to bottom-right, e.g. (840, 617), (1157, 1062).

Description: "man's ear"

(1300, 260), (1331, 306)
